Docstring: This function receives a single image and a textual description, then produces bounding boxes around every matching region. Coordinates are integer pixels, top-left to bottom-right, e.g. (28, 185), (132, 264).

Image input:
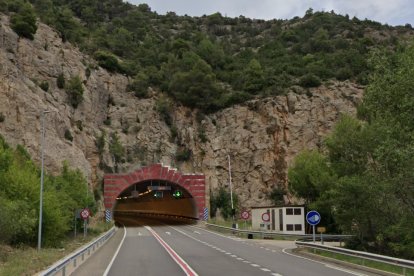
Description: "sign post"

(317, 226), (326, 244)
(80, 208), (90, 237)
(306, 210), (321, 243)
(241, 210), (250, 229)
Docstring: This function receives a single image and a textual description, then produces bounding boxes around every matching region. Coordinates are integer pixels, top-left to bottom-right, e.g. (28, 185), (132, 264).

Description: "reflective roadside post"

(38, 110), (53, 250)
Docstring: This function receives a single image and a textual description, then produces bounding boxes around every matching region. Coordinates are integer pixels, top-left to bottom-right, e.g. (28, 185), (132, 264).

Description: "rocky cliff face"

(0, 15), (363, 208)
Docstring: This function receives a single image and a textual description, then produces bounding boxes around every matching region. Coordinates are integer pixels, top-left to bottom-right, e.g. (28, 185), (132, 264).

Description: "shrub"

(175, 147), (191, 162)
(94, 51), (124, 73)
(299, 74), (321, 88)
(64, 129), (73, 141)
(0, 113), (4, 122)
(10, 3), (37, 40)
(96, 131), (106, 155)
(65, 76), (84, 108)
(39, 81), (49, 92)
(57, 73), (65, 89)
(103, 117), (111, 125)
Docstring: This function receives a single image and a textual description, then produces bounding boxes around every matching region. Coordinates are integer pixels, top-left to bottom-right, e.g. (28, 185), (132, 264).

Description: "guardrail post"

(62, 266), (66, 276)
(73, 258), (77, 267)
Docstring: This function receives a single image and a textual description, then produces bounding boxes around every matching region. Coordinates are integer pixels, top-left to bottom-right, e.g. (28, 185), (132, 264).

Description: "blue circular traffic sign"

(306, 210), (321, 226)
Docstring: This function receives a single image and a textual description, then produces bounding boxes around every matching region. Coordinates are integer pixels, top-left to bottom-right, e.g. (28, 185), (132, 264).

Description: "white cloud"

(128, 0), (414, 26)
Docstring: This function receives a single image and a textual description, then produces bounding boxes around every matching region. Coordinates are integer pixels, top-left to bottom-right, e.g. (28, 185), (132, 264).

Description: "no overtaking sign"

(80, 208), (90, 220)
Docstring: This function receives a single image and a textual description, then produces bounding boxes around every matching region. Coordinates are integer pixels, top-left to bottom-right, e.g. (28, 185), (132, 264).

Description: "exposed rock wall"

(0, 15), (363, 208)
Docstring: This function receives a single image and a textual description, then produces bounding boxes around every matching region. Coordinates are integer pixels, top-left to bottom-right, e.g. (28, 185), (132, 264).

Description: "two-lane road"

(75, 219), (373, 276)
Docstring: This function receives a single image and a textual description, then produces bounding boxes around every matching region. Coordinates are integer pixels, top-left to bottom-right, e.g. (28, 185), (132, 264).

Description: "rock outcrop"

(0, 15), (363, 208)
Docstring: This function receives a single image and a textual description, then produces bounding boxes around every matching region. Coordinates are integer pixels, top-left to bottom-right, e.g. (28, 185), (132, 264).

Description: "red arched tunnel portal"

(104, 164), (206, 221)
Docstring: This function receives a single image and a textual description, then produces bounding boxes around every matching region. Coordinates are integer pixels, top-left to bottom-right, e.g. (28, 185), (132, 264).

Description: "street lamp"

(227, 155), (236, 228)
(38, 110), (53, 250)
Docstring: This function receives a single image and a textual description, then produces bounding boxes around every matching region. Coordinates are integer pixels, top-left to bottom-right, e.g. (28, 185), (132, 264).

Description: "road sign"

(306, 210), (321, 226)
(241, 211), (250, 220)
(80, 208), (90, 220)
(317, 227), (326, 233)
(261, 212), (270, 222)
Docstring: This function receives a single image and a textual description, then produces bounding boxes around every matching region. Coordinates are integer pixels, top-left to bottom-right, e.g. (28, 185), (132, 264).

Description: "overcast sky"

(128, 0), (413, 26)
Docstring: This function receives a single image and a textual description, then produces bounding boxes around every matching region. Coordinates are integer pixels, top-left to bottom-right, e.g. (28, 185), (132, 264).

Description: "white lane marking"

(103, 226), (127, 276)
(325, 265), (369, 276)
(146, 226), (198, 276)
(137, 232), (142, 236)
(194, 231), (201, 234)
(166, 231), (171, 235)
(272, 273), (283, 276)
(282, 248), (367, 276)
(177, 226), (283, 274)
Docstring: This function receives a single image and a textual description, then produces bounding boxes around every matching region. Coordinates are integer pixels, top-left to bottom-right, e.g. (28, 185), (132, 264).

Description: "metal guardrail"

(205, 223), (353, 241)
(296, 241), (414, 275)
(40, 226), (116, 276)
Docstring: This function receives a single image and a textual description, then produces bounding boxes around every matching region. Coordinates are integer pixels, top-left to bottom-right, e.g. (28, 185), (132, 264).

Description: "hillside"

(0, 1), (412, 208)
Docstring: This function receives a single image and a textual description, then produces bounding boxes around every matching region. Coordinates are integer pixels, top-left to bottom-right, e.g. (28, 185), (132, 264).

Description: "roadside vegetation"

(0, 222), (112, 275)
(288, 45), (414, 260)
(0, 134), (100, 273)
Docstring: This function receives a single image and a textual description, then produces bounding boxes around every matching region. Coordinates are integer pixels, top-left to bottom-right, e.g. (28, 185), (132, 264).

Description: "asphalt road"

(75, 218), (374, 276)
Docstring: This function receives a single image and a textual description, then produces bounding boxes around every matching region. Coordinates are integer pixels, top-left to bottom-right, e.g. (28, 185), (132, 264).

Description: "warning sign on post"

(80, 208), (90, 220)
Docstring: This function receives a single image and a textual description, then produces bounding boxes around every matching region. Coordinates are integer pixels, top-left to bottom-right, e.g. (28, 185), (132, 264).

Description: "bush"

(299, 74), (321, 88)
(39, 81), (49, 92)
(94, 51), (124, 73)
(64, 129), (73, 141)
(96, 131), (106, 155)
(175, 147), (191, 162)
(65, 76), (84, 108)
(0, 113), (4, 122)
(10, 3), (37, 40)
(57, 73), (65, 89)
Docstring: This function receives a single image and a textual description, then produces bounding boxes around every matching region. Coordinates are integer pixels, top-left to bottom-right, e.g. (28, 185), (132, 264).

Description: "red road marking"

(145, 226), (198, 276)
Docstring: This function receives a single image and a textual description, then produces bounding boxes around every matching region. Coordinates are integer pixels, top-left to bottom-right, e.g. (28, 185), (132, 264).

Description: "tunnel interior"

(113, 179), (198, 226)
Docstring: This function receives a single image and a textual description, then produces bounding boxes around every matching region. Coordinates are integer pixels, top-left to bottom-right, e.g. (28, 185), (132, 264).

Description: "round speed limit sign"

(261, 212), (270, 222)
(80, 208), (90, 220)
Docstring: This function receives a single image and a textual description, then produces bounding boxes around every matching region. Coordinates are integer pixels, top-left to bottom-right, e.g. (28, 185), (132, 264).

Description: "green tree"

(288, 150), (335, 204)
(65, 76), (84, 108)
(210, 186), (239, 219)
(109, 132), (124, 167)
(242, 59), (265, 94)
(10, 2), (37, 40)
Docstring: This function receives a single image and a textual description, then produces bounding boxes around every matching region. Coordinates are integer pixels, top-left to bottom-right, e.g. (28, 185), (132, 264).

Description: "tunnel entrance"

(113, 180), (198, 225)
(104, 164), (206, 224)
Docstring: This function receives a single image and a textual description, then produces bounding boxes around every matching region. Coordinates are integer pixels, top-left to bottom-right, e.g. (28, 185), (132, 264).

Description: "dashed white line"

(261, 268), (271, 272)
(251, 264), (260, 267)
(230, 255), (237, 257)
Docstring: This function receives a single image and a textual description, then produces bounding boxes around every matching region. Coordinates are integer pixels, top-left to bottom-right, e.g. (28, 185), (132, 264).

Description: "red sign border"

(80, 208), (90, 220)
